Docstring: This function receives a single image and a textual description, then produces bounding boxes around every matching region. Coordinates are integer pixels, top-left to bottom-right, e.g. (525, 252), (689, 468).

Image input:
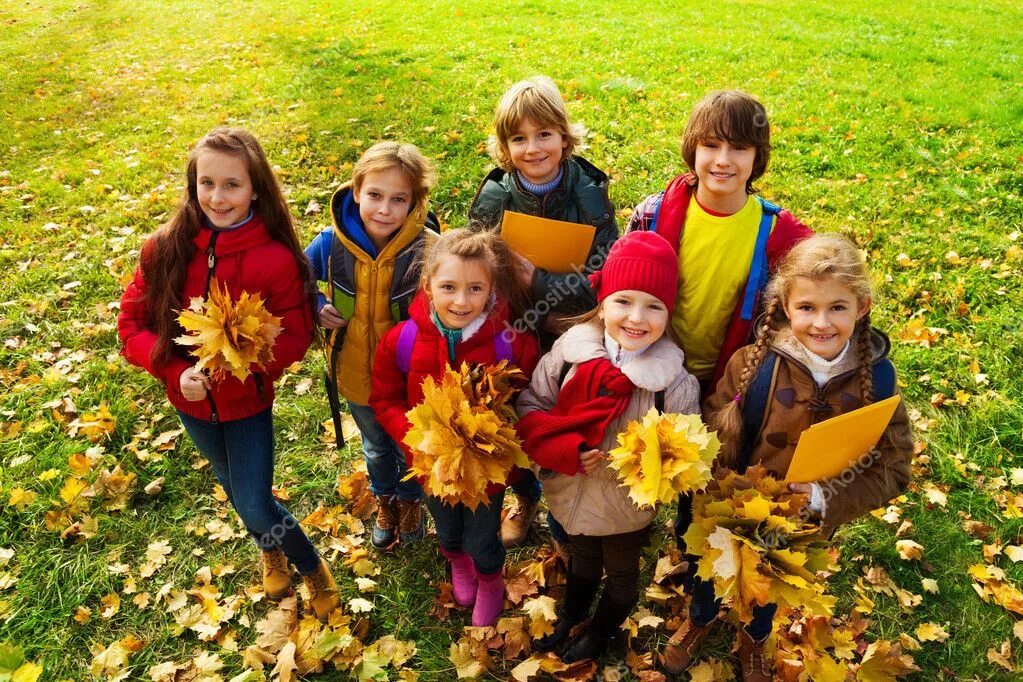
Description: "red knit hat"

(588, 231), (679, 313)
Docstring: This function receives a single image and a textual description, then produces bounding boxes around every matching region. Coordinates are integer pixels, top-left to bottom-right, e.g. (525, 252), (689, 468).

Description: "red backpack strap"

(651, 173), (696, 253)
(396, 319), (419, 375)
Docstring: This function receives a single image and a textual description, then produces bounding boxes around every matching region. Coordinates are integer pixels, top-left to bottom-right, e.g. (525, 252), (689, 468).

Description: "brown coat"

(704, 330), (913, 536)
(516, 322), (701, 536)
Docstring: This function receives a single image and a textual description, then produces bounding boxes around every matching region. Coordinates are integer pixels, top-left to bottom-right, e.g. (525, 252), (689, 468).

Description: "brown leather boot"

(736, 629), (772, 682)
(372, 495), (398, 549)
(301, 559), (340, 622)
(659, 618), (715, 675)
(500, 493), (538, 548)
(396, 498), (425, 544)
(260, 548), (292, 600)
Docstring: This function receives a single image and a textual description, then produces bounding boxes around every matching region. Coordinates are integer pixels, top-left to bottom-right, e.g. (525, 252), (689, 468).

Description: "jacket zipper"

(204, 231), (220, 423)
(773, 347), (862, 426)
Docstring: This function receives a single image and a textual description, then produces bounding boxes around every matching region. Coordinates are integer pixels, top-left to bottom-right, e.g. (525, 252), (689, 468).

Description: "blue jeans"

(512, 469), (569, 545)
(348, 402), (423, 501)
(690, 576), (777, 642)
(178, 408), (320, 574)
(425, 491), (505, 575)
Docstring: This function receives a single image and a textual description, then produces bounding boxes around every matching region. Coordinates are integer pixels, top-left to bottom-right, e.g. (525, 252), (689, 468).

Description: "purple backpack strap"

(493, 330), (514, 363)
(396, 319), (419, 375)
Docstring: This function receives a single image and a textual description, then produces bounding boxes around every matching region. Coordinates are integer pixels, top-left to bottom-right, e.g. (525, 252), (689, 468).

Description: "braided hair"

(710, 233), (873, 468)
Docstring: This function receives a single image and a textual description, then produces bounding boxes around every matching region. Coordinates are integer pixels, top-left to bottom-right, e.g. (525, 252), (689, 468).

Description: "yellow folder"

(499, 211), (596, 273)
(784, 395), (902, 483)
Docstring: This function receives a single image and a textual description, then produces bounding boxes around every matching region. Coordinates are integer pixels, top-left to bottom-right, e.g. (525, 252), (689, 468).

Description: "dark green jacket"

(468, 156), (618, 315)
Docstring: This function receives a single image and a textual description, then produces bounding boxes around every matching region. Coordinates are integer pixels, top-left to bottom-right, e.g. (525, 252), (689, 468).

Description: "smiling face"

(506, 118), (567, 185)
(693, 137), (756, 213)
(196, 150), (254, 228)
(599, 289), (670, 352)
(428, 253), (493, 330)
(784, 276), (870, 360)
(354, 167), (414, 251)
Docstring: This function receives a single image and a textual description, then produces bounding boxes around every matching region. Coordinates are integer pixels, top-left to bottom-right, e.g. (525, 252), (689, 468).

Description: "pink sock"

(440, 548), (477, 607)
(472, 570), (505, 627)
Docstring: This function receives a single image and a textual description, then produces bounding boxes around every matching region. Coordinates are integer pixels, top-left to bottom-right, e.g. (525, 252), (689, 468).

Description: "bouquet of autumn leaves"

(606, 408), (720, 509)
(403, 361), (529, 511)
(683, 465), (839, 624)
(175, 278), (282, 382)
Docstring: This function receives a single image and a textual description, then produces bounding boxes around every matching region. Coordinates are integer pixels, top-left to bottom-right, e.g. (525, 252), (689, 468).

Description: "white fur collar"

(555, 322), (685, 392)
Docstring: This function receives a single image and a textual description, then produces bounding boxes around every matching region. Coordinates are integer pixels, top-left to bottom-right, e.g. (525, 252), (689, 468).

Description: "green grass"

(1, 0), (1022, 679)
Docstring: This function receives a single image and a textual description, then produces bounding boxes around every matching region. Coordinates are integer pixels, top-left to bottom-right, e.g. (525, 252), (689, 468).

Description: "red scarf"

(516, 358), (635, 475)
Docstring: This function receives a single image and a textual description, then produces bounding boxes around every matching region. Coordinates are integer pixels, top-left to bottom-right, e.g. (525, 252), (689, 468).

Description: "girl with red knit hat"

(515, 231), (701, 662)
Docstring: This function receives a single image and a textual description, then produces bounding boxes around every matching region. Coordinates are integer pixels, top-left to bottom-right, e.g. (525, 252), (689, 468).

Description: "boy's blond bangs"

(351, 141), (437, 206)
(681, 90), (772, 194)
(488, 77), (585, 170)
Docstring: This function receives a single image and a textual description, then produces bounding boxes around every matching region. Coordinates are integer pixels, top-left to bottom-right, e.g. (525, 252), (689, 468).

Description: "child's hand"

(179, 366), (211, 402)
(579, 448), (604, 475)
(318, 304), (348, 329)
(787, 482), (823, 520)
(512, 252), (536, 289)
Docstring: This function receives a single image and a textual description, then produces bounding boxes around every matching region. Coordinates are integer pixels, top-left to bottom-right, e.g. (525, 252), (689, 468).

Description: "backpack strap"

(396, 319), (419, 375)
(558, 360), (573, 387)
(739, 198), (780, 322)
(872, 358), (897, 400)
(494, 330), (514, 364)
(738, 349), (779, 473)
(655, 390), (665, 413)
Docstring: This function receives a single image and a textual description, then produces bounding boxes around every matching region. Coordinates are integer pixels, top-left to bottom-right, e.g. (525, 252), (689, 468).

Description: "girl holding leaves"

(369, 229), (540, 627)
(660, 233), (913, 680)
(118, 128), (339, 621)
(515, 231), (702, 663)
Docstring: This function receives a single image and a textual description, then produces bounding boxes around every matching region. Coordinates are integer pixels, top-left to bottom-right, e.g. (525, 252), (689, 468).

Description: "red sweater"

(370, 291), (540, 495)
(118, 213), (314, 422)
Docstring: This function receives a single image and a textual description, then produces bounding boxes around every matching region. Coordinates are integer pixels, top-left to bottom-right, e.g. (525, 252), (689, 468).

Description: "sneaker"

(659, 618), (716, 674)
(396, 498), (425, 544)
(372, 495), (398, 549)
(260, 548), (292, 600)
(500, 493), (538, 548)
(301, 559), (340, 622)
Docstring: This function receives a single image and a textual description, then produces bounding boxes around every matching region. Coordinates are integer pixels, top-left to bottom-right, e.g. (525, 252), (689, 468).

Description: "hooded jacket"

(516, 322), (701, 536)
(119, 213), (313, 422)
(305, 182), (438, 405)
(704, 328), (914, 536)
(369, 291), (541, 496)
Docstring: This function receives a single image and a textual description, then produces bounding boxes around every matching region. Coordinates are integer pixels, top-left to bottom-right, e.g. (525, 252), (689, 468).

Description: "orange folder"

(500, 211), (595, 273)
(784, 395), (902, 483)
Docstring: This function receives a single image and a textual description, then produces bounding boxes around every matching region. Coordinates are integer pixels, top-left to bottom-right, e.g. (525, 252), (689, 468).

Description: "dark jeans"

(568, 525), (652, 604)
(425, 491), (505, 575)
(512, 469), (569, 545)
(690, 576), (777, 642)
(348, 402), (422, 501)
(178, 407), (319, 574)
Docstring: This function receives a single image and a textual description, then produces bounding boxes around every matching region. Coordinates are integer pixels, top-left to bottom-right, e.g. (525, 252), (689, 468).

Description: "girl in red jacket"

(370, 229), (540, 626)
(118, 128), (338, 621)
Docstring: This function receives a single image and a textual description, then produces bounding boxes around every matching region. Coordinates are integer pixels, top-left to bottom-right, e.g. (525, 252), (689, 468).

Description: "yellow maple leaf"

(175, 278), (282, 382)
(7, 488), (37, 510)
(403, 362), (528, 511)
(521, 595), (558, 639)
(855, 640), (920, 681)
(606, 409), (719, 508)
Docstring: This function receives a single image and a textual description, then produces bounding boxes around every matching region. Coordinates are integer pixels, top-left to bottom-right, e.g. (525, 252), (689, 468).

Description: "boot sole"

(265, 586), (294, 601)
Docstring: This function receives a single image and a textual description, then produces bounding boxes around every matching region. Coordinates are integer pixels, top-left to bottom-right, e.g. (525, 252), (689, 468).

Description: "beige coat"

(516, 322), (701, 536)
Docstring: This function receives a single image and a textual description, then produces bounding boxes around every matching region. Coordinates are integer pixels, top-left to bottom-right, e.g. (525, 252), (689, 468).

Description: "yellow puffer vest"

(326, 183), (434, 405)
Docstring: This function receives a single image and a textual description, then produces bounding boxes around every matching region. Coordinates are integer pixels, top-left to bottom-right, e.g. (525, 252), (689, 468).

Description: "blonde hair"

(681, 90), (771, 195)
(421, 228), (528, 321)
(487, 76), (586, 171)
(351, 141), (437, 206)
(710, 233), (874, 467)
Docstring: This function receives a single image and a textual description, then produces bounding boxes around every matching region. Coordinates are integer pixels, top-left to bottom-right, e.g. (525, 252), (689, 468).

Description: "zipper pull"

(207, 247), (215, 269)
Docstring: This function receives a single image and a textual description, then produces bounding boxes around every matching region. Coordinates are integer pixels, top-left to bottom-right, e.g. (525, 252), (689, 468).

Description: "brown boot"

(500, 493), (538, 548)
(260, 548), (292, 600)
(396, 498), (425, 544)
(372, 495), (398, 550)
(736, 629), (772, 682)
(659, 618), (715, 675)
(302, 559), (340, 622)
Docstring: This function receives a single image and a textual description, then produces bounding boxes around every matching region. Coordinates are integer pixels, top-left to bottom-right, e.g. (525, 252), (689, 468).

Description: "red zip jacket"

(370, 291), (540, 495)
(118, 213), (313, 422)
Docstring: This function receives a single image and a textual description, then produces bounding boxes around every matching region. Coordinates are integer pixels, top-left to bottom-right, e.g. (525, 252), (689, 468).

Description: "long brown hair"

(681, 90), (771, 195)
(711, 233), (874, 467)
(138, 128), (314, 366)
(420, 228), (528, 322)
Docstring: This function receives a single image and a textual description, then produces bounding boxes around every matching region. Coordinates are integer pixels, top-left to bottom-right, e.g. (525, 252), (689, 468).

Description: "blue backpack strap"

(872, 358), (896, 400)
(493, 331), (514, 364)
(648, 193), (665, 233)
(739, 198), (780, 321)
(396, 319), (419, 375)
(739, 349), (778, 473)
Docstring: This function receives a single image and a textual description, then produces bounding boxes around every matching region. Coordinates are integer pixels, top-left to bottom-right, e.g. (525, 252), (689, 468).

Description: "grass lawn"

(1, 0), (1021, 679)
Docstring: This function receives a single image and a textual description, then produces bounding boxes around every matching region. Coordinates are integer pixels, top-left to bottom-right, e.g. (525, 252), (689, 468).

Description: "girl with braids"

(118, 128), (339, 621)
(660, 233), (913, 680)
